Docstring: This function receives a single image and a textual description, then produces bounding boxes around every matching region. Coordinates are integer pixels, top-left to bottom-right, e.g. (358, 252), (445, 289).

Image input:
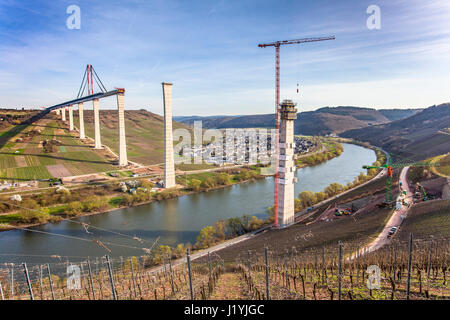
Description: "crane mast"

(363, 154), (440, 203)
(258, 36), (335, 228)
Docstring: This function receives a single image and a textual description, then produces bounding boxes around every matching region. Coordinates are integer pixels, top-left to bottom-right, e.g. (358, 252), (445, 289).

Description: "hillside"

(74, 109), (191, 165)
(379, 108), (421, 121)
(175, 106), (418, 136)
(0, 109), (192, 182)
(341, 103), (450, 161)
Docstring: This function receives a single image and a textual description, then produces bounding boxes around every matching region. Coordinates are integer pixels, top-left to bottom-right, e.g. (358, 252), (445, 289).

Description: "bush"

(215, 173), (232, 185)
(189, 179), (202, 191)
(201, 177), (216, 189)
(65, 201), (83, 216)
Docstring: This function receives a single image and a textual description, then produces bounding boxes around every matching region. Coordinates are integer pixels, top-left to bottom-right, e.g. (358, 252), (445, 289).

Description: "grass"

(0, 116), (118, 181)
(109, 196), (123, 207)
(175, 163), (215, 171)
(434, 153), (450, 176)
(73, 109), (192, 165)
(397, 199), (450, 240)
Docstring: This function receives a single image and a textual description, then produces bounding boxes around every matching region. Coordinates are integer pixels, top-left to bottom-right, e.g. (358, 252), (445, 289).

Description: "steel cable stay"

(0, 201), (156, 254)
(0, 200), (149, 245)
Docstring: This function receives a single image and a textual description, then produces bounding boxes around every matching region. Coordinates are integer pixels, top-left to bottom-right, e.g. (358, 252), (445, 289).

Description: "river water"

(0, 143), (375, 263)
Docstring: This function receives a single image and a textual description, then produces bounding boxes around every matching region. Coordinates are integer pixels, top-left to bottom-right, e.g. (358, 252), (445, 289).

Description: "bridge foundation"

(61, 108), (66, 121)
(68, 105), (74, 131)
(78, 103), (86, 139)
(117, 93), (128, 166)
(162, 82), (176, 188)
(93, 99), (102, 149)
(276, 99), (298, 228)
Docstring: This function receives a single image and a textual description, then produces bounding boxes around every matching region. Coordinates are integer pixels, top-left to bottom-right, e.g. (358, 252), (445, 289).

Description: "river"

(0, 143), (375, 264)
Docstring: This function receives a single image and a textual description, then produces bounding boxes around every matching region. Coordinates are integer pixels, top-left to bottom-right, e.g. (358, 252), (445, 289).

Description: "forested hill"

(174, 106), (419, 136)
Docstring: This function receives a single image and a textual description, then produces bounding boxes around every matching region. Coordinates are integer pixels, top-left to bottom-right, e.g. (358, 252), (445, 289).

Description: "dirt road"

(351, 166), (412, 259)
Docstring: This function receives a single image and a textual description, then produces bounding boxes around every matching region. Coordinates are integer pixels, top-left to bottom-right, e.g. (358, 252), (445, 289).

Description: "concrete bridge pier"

(56, 109), (61, 116)
(68, 105), (74, 131)
(277, 99), (298, 228)
(61, 108), (66, 121)
(78, 103), (86, 140)
(93, 98), (102, 149)
(162, 82), (176, 188)
(117, 93), (128, 166)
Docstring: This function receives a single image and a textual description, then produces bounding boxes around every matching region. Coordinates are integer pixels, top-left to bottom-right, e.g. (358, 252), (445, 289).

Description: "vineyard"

(0, 235), (448, 300)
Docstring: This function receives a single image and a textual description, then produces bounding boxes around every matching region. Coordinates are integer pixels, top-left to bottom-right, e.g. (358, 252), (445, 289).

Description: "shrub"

(201, 177), (216, 189)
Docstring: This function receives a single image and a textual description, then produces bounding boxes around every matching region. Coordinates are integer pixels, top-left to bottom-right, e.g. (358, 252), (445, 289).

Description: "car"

(388, 226), (398, 238)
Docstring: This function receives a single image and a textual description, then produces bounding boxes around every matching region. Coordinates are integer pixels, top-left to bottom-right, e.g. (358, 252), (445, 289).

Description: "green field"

(74, 109), (192, 165)
(0, 116), (117, 182)
(435, 153), (450, 176)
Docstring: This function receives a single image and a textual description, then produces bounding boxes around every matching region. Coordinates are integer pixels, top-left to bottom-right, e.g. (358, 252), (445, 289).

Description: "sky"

(0, 0), (449, 116)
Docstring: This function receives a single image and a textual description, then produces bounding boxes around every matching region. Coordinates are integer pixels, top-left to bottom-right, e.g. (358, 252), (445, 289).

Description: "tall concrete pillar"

(277, 99), (298, 228)
(68, 105), (74, 131)
(56, 109), (60, 116)
(117, 93), (128, 166)
(93, 99), (102, 149)
(162, 82), (176, 188)
(61, 108), (66, 121)
(78, 103), (85, 139)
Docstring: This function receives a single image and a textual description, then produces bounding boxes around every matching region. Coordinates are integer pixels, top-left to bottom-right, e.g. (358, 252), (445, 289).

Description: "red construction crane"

(258, 36), (335, 228)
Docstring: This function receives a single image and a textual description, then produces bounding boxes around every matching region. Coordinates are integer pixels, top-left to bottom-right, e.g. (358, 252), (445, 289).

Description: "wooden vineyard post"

(106, 255), (117, 300)
(168, 254), (175, 295)
(47, 264), (55, 300)
(39, 265), (44, 300)
(265, 247), (270, 300)
(0, 281), (4, 300)
(187, 249), (194, 300)
(208, 252), (212, 281)
(338, 242), (342, 301)
(22, 263), (34, 300)
(406, 233), (413, 300)
(248, 250), (252, 280)
(322, 245), (326, 285)
(87, 258), (96, 300)
(130, 258), (137, 298)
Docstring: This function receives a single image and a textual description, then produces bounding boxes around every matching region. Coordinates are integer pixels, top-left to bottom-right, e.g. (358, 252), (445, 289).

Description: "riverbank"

(0, 166), (266, 231)
(0, 138), (346, 232)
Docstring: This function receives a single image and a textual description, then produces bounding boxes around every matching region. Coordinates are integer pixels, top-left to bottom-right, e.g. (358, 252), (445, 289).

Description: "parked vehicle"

(387, 226), (398, 238)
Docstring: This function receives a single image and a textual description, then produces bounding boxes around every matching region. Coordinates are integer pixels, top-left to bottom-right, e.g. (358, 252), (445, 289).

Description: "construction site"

(0, 1), (449, 304)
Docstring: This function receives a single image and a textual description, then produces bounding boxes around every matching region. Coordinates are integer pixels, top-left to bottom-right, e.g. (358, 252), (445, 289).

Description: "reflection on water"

(0, 143), (375, 263)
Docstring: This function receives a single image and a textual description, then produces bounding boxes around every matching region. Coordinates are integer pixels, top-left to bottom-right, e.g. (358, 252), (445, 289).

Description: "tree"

(227, 217), (244, 237)
(189, 179), (202, 191)
(139, 179), (154, 189)
(298, 191), (316, 207)
(201, 177), (216, 189)
(324, 183), (344, 197)
(196, 226), (216, 249)
(215, 172), (232, 185)
(249, 216), (263, 230)
(66, 201), (82, 216)
(151, 245), (172, 265)
(213, 220), (226, 241)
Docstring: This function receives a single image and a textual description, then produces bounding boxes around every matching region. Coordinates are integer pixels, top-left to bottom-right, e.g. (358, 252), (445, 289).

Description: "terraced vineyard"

(0, 114), (117, 182)
(73, 109), (192, 165)
(1, 236), (447, 300)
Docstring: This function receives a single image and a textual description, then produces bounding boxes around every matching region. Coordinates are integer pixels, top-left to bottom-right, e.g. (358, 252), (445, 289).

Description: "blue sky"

(0, 0), (449, 115)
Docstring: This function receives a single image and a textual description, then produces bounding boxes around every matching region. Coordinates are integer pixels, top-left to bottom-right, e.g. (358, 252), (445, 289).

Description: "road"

(147, 147), (390, 274)
(350, 166), (412, 259)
